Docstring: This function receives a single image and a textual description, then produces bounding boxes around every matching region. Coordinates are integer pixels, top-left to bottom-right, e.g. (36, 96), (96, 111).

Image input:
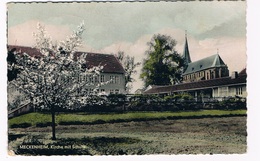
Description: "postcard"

(6, 0), (247, 156)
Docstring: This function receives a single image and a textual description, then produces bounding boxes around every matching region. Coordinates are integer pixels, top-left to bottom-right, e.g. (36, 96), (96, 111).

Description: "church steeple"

(183, 31), (191, 64)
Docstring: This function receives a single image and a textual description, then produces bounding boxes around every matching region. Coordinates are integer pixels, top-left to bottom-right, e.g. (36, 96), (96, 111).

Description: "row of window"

(59, 74), (121, 84)
(76, 88), (120, 95)
(218, 86), (243, 96)
(183, 68), (228, 82)
(22, 74), (121, 85)
(236, 87), (243, 95)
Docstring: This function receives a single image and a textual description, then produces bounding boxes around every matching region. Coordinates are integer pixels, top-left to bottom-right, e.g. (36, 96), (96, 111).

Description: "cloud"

(8, 20), (72, 46)
(8, 5), (246, 91)
(90, 27), (246, 93)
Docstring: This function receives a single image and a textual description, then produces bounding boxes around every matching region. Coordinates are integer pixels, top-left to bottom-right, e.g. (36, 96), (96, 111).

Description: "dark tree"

(7, 48), (20, 81)
(140, 34), (185, 88)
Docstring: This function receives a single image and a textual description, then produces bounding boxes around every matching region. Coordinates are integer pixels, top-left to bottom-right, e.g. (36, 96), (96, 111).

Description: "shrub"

(59, 121), (85, 125)
(36, 122), (56, 127)
(10, 122), (32, 128)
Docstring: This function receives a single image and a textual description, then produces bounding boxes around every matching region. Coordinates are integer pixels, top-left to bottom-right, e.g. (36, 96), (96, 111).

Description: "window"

(89, 77), (93, 83)
(115, 89), (119, 94)
(101, 89), (105, 93)
(79, 75), (83, 82)
(219, 87), (228, 97)
(110, 89), (114, 94)
(82, 75), (86, 82)
(77, 75), (80, 82)
(236, 87), (243, 95)
(94, 76), (98, 83)
(110, 76), (115, 84)
(100, 75), (105, 83)
(115, 76), (119, 84)
(90, 89), (94, 94)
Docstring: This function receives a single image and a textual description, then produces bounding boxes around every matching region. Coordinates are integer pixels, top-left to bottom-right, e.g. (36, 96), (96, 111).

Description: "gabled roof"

(239, 68), (246, 76)
(8, 45), (125, 74)
(75, 52), (125, 74)
(8, 45), (42, 57)
(183, 54), (227, 75)
(144, 71), (246, 94)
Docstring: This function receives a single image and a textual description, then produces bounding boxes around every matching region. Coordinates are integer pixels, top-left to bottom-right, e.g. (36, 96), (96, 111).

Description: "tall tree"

(11, 22), (104, 140)
(7, 48), (20, 81)
(115, 51), (141, 93)
(140, 34), (185, 88)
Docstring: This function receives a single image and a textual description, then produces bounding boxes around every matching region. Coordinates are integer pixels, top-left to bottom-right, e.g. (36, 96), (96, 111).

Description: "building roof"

(144, 71), (246, 94)
(239, 68), (246, 76)
(75, 52), (125, 74)
(8, 45), (125, 74)
(183, 36), (191, 64)
(183, 54), (227, 75)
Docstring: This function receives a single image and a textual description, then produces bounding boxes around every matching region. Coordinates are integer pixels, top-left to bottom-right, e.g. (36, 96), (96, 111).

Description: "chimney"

(231, 71), (238, 79)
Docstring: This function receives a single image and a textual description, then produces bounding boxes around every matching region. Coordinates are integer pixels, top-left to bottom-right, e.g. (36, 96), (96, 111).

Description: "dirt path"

(9, 116), (247, 155)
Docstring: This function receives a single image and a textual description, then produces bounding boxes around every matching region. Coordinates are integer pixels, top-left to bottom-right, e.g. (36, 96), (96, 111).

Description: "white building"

(7, 45), (126, 111)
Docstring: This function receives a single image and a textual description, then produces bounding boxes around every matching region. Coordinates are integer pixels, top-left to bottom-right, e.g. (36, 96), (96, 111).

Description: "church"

(144, 34), (247, 101)
(182, 34), (230, 83)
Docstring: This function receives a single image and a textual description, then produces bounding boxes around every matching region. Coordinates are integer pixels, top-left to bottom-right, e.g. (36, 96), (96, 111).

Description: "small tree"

(140, 34), (185, 88)
(11, 22), (104, 140)
(115, 51), (141, 93)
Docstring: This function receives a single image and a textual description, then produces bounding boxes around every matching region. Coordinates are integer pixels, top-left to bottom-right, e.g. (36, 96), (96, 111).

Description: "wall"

(183, 67), (229, 83)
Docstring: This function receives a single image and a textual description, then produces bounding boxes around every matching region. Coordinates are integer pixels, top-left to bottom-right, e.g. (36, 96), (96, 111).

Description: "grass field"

(9, 115), (247, 155)
(9, 109), (246, 127)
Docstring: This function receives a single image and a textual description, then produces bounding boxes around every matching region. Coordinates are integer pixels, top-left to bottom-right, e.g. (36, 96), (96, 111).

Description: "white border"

(1, 0), (260, 161)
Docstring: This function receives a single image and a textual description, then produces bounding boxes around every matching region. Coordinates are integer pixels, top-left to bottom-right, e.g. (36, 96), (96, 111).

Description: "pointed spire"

(183, 31), (191, 64)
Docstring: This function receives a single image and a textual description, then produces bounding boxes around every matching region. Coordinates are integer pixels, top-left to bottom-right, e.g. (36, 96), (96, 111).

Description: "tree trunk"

(51, 109), (56, 140)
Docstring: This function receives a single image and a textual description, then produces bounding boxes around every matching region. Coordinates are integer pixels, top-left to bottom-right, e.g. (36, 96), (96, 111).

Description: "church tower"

(183, 31), (191, 70)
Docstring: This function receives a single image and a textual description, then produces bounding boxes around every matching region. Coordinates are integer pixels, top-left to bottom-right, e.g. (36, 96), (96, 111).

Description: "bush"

(215, 97), (246, 110)
(10, 122), (32, 128)
(36, 122), (56, 127)
(181, 94), (194, 101)
(59, 121), (85, 125)
(107, 94), (126, 106)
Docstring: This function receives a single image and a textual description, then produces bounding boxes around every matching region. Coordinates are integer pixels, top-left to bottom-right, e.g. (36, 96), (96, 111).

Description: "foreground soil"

(9, 116), (247, 155)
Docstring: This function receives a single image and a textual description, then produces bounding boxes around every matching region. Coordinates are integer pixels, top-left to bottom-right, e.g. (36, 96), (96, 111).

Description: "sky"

(7, 1), (247, 93)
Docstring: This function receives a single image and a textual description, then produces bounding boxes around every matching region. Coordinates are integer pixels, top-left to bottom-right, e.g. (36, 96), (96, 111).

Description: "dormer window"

(192, 67), (194, 71)
(200, 65), (203, 68)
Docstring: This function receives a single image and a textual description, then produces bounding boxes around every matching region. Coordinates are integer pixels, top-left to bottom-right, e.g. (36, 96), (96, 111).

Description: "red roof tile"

(144, 74), (247, 94)
(8, 45), (125, 74)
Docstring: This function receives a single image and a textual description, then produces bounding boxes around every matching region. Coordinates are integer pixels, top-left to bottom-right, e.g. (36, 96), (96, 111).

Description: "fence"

(8, 94), (247, 116)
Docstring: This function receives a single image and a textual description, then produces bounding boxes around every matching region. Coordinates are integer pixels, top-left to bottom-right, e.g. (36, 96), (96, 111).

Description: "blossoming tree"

(11, 22), (104, 140)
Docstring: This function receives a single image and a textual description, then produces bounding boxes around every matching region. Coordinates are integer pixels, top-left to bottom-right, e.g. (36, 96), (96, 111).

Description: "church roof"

(8, 45), (125, 74)
(183, 37), (191, 64)
(183, 54), (227, 75)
